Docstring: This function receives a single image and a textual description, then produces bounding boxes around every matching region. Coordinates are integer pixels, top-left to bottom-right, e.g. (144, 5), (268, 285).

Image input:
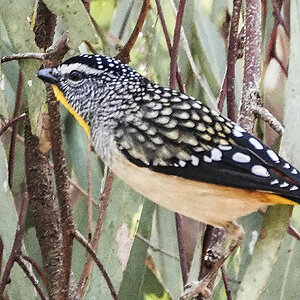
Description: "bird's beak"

(37, 68), (58, 84)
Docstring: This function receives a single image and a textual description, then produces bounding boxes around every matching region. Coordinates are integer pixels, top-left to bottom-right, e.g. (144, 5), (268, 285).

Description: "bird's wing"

(114, 87), (300, 203)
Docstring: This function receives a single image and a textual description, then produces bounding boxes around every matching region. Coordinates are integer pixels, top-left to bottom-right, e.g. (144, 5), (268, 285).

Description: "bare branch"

(74, 230), (118, 300)
(21, 254), (48, 288)
(15, 256), (48, 300)
(169, 0), (187, 89)
(226, 0), (242, 121)
(116, 0), (151, 64)
(221, 266), (232, 300)
(135, 233), (179, 260)
(0, 195), (29, 296)
(238, 0), (262, 133)
(78, 171), (114, 296)
(155, 0), (185, 91)
(0, 113), (25, 137)
(253, 105), (284, 135)
(1, 53), (44, 63)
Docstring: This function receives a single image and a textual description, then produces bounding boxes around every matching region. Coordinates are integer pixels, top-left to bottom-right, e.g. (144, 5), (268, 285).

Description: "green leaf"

(84, 177), (144, 299)
(259, 209), (300, 300)
(150, 208), (182, 299)
(0, 140), (36, 298)
(118, 199), (156, 300)
(42, 0), (97, 49)
(236, 205), (292, 300)
(0, 0), (45, 132)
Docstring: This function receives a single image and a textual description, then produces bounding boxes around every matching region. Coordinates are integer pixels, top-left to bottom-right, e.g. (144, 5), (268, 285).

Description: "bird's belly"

(110, 149), (272, 228)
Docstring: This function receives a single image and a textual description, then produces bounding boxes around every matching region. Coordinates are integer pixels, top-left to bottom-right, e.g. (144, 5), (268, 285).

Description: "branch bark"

(238, 0), (262, 133)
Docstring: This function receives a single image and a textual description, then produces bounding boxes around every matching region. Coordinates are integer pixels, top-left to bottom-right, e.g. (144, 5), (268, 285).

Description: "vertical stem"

(175, 213), (189, 285)
(87, 140), (93, 241)
(169, 0), (187, 89)
(238, 0), (262, 132)
(226, 0), (242, 121)
(0, 194), (29, 296)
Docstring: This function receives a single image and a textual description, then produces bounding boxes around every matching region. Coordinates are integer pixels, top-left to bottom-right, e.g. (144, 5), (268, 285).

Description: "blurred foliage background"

(1, 0), (300, 299)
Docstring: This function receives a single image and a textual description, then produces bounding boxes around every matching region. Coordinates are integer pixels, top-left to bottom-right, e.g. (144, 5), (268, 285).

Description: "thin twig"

(21, 254), (48, 288)
(155, 0), (185, 91)
(74, 230), (118, 300)
(169, 0), (216, 107)
(169, 0), (187, 89)
(135, 233), (179, 260)
(78, 170), (114, 296)
(116, 0), (151, 63)
(167, 0), (189, 285)
(221, 266), (232, 300)
(175, 213), (189, 285)
(1, 53), (44, 63)
(271, 0), (289, 38)
(87, 141), (93, 241)
(0, 113), (25, 136)
(226, 0), (242, 121)
(287, 225), (300, 241)
(273, 52), (288, 77)
(8, 71), (23, 188)
(0, 194), (29, 296)
(15, 256), (48, 300)
(253, 105), (284, 135)
(217, 71), (227, 112)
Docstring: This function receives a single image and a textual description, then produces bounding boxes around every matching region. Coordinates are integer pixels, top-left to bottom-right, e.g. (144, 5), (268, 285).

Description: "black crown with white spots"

(59, 54), (300, 203)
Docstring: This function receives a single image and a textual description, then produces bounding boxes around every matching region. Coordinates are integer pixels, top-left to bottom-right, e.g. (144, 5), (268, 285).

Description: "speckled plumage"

(37, 54), (300, 228)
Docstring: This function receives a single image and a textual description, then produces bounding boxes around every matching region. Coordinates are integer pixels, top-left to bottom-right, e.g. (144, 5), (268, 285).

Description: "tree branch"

(169, 0), (187, 89)
(116, 0), (151, 63)
(0, 194), (29, 296)
(226, 0), (242, 121)
(74, 230), (118, 300)
(237, 0), (262, 133)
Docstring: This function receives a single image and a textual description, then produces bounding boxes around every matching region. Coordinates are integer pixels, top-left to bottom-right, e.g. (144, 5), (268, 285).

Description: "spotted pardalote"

(37, 54), (300, 243)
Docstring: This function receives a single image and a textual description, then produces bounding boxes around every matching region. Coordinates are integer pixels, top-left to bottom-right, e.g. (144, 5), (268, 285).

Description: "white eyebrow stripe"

(57, 63), (104, 76)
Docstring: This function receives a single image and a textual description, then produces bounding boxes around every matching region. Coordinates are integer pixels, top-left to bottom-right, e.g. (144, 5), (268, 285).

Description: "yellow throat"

(52, 85), (90, 136)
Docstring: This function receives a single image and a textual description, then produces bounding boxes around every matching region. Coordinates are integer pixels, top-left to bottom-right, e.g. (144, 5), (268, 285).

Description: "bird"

(37, 54), (300, 248)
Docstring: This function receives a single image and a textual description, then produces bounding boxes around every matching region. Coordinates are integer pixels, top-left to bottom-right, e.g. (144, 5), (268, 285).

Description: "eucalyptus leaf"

(0, 0), (45, 132)
(0, 140), (36, 299)
(42, 0), (97, 49)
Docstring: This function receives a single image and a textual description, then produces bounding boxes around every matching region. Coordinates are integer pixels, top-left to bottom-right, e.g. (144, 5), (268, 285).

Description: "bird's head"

(37, 54), (144, 136)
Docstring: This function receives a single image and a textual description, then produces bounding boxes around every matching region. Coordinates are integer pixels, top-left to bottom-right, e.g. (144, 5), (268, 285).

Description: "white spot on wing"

(270, 179), (279, 185)
(251, 165), (270, 177)
(279, 182), (289, 188)
(218, 145), (232, 151)
(191, 155), (199, 166)
(203, 155), (212, 163)
(234, 124), (246, 132)
(283, 163), (290, 169)
(232, 152), (251, 163)
(266, 149), (280, 163)
(179, 160), (186, 167)
(290, 185), (298, 191)
(249, 137), (264, 150)
(232, 129), (243, 138)
(211, 148), (222, 161)
(291, 169), (298, 175)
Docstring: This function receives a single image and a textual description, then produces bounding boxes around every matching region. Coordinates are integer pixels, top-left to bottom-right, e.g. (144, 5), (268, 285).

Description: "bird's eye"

(68, 70), (83, 82)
